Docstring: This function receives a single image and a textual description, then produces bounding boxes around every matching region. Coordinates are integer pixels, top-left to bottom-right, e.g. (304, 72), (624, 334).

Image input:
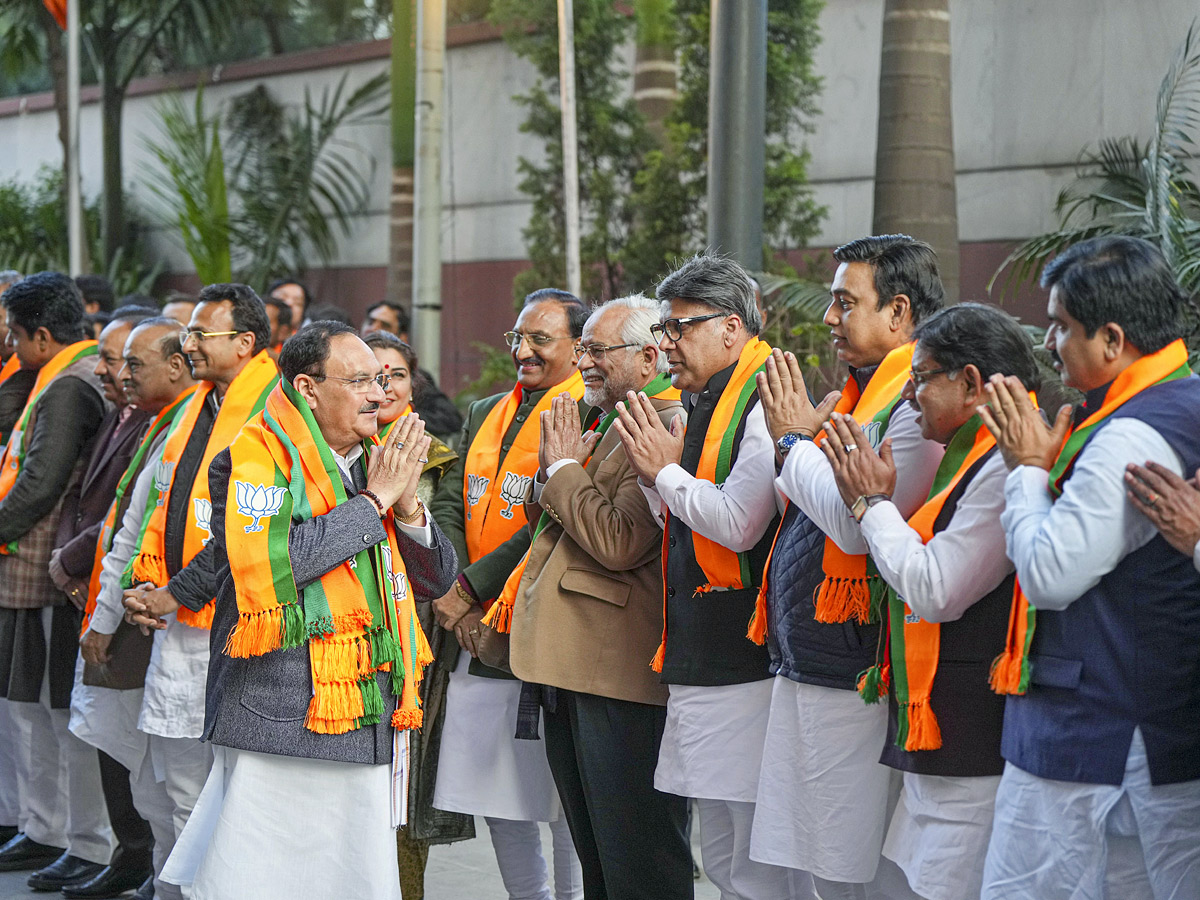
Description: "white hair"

(589, 293), (668, 373)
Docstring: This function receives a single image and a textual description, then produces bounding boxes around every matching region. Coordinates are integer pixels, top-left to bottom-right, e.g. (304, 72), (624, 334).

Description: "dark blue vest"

(1001, 375), (1200, 786)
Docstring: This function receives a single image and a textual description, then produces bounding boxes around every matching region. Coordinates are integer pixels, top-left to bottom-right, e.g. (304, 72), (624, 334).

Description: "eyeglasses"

(179, 329), (240, 345)
(503, 331), (572, 350)
(908, 366), (954, 388)
(573, 341), (640, 361)
(315, 373), (390, 393)
(649, 313), (724, 343)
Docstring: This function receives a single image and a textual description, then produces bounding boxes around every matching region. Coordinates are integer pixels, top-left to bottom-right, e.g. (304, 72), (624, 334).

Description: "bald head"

(122, 318), (196, 413)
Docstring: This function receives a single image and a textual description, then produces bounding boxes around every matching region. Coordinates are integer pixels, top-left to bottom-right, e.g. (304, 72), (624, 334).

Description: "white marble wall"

(0, 0), (1195, 272)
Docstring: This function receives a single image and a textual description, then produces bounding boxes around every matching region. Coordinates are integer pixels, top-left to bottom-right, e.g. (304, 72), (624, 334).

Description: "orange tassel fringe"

(813, 577), (873, 624)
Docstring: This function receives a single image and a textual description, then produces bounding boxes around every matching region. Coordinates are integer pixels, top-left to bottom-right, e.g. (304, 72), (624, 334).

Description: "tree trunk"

(634, 0), (677, 146)
(388, 166), (415, 311)
(100, 74), (124, 271)
(872, 0), (959, 301)
(387, 0), (416, 312)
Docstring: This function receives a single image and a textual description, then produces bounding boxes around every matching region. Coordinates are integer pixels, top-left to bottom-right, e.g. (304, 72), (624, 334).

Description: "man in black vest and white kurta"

(616, 255), (811, 900)
(979, 236), (1200, 899)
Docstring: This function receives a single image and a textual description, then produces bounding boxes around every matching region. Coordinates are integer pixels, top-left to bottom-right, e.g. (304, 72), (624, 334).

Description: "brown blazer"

(509, 395), (683, 706)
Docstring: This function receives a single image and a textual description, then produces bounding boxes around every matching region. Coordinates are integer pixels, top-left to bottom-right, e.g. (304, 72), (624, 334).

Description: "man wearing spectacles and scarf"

(119, 284), (278, 900)
(428, 288), (587, 900)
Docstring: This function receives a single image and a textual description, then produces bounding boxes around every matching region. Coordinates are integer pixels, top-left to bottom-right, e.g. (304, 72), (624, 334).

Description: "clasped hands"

(976, 374), (1072, 471)
(613, 391), (684, 487)
(538, 392), (600, 476)
(366, 413), (431, 521)
(122, 584), (179, 634)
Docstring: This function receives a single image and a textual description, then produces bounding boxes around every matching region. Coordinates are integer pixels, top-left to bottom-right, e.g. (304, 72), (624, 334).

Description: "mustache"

(515, 352), (544, 367)
(359, 402), (380, 414)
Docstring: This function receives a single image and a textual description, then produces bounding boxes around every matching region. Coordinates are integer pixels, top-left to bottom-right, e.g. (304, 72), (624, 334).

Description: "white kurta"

(433, 651), (562, 822)
(166, 746), (402, 900)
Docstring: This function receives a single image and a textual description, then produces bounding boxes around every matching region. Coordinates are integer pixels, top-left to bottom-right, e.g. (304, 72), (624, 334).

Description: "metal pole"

(413, 0), (445, 378)
(557, 0), (581, 297)
(66, 0), (83, 275)
(706, 0), (766, 270)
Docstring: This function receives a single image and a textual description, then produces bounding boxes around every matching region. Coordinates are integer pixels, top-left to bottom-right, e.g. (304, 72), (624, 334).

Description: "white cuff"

(396, 515), (434, 548)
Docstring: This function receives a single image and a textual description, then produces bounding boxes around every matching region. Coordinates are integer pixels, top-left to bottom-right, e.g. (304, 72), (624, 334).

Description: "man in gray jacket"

(147, 322), (456, 899)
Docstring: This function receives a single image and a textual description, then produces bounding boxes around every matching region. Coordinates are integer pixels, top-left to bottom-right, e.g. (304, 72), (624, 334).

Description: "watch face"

(778, 432), (800, 453)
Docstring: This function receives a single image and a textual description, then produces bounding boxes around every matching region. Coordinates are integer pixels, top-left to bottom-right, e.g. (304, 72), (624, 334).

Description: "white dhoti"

(67, 654), (147, 773)
(881, 773), (1001, 900)
(750, 676), (892, 884)
(166, 746), (402, 900)
(435, 653), (581, 900)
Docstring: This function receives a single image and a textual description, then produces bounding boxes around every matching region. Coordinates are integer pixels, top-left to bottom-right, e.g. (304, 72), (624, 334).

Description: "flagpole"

(557, 0), (581, 298)
(66, 0), (83, 276)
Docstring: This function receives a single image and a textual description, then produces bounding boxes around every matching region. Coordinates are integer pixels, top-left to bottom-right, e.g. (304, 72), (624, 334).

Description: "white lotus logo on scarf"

(381, 543), (409, 601)
(153, 460), (174, 505)
(498, 472), (532, 519)
(193, 498), (213, 545)
(234, 481), (286, 533)
(6, 430), (21, 467)
(465, 473), (489, 520)
(862, 421), (883, 450)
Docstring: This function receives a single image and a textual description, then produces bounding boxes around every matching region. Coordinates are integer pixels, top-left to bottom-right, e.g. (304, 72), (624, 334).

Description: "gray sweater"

(201, 448), (457, 764)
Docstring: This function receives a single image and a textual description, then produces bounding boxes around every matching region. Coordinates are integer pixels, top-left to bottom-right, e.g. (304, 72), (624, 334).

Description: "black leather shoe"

(132, 875), (155, 900)
(0, 824), (17, 845)
(26, 852), (105, 891)
(61, 862), (155, 899)
(0, 834), (65, 872)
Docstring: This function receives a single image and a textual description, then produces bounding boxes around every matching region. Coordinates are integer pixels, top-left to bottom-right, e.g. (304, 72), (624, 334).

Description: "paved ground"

(0, 816), (721, 899)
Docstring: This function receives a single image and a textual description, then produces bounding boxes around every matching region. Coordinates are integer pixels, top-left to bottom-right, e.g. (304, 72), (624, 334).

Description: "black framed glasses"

(908, 366), (954, 388)
(503, 331), (572, 350)
(649, 313), (724, 343)
(573, 341), (640, 361)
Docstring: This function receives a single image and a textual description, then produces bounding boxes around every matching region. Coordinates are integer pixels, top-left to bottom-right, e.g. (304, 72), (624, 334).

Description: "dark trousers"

(543, 690), (692, 900)
(97, 750), (153, 868)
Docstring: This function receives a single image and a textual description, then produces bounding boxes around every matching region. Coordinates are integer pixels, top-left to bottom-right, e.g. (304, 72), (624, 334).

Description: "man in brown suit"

(508, 295), (692, 900)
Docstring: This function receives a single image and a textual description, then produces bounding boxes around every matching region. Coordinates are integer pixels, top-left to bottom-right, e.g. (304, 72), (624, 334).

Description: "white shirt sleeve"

(653, 403), (777, 551)
(860, 452), (1014, 623)
(86, 437), (166, 636)
(1001, 417), (1182, 610)
(774, 401), (945, 553)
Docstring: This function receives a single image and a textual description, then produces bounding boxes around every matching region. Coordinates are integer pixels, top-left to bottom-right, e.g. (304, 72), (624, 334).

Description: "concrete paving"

(0, 817), (721, 899)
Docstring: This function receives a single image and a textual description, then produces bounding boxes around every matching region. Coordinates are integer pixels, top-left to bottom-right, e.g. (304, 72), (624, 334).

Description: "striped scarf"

(223, 381), (432, 735)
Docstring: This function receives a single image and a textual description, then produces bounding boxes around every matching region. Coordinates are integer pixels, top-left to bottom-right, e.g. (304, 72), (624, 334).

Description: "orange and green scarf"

(0, 340), (97, 554)
(485, 373), (679, 634)
(857, 415), (1002, 750)
(749, 342), (914, 643)
(377, 403), (414, 441)
(124, 351), (278, 628)
(0, 355), (23, 446)
(223, 380), (432, 735)
(81, 387), (199, 635)
(463, 371), (585, 569)
(989, 338), (1192, 695)
(652, 340), (772, 672)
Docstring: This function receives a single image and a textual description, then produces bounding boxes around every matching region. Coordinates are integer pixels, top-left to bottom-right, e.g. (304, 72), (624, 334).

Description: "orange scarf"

(651, 339), (772, 672)
(223, 381), (431, 734)
(0, 340), (97, 554)
(749, 341), (914, 643)
(81, 387), (199, 635)
(990, 339), (1192, 695)
(126, 351), (278, 628)
(858, 416), (1008, 750)
(0, 355), (21, 446)
(484, 374), (680, 634)
(377, 403), (414, 441)
(462, 371), (585, 569)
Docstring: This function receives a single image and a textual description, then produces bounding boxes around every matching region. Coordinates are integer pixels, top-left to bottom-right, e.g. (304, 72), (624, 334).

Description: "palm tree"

(634, 0), (677, 146)
(992, 21), (1200, 305)
(872, 0), (959, 300)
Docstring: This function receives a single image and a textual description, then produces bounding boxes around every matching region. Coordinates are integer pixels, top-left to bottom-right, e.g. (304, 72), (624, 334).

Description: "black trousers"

(542, 689), (692, 900)
(97, 750), (153, 868)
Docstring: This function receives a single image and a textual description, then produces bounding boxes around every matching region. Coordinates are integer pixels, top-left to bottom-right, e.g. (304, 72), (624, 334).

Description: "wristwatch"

(776, 432), (811, 458)
(851, 493), (891, 523)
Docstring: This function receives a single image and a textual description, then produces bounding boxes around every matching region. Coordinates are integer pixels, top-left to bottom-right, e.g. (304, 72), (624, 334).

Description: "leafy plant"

(992, 20), (1200, 315)
(0, 166), (158, 295)
(142, 73), (388, 287)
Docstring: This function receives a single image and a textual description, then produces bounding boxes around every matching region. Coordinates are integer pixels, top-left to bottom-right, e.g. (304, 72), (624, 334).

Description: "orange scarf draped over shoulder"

(651, 339), (772, 672)
(223, 381), (431, 734)
(463, 371), (585, 567)
(0, 340), (97, 554)
(989, 339), (1192, 695)
(127, 351), (278, 628)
